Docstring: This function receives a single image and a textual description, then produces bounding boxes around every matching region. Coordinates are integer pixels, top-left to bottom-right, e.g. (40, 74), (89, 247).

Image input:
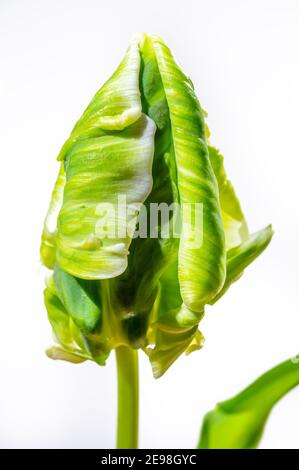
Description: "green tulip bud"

(41, 33), (273, 379)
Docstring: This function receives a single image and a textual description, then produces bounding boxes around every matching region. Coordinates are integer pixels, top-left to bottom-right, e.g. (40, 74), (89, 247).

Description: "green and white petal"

(135, 34), (226, 376)
(53, 263), (101, 333)
(46, 347), (88, 364)
(56, 114), (156, 280)
(208, 145), (249, 249)
(44, 281), (92, 362)
(40, 163), (65, 269)
(211, 225), (273, 304)
(57, 38), (143, 161)
(150, 35), (226, 311)
(41, 34), (273, 379)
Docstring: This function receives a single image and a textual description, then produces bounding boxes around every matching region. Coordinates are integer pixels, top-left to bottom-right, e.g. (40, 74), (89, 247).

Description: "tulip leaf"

(198, 356), (299, 449)
(150, 35), (226, 310)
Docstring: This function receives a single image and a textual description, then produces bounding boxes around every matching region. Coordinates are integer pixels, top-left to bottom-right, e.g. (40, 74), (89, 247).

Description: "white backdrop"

(1, 0), (299, 449)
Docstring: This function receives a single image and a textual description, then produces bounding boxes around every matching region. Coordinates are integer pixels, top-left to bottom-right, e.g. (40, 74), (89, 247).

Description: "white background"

(1, 0), (299, 449)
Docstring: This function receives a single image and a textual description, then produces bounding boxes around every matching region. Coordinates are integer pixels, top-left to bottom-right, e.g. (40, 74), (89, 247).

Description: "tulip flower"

(41, 34), (273, 448)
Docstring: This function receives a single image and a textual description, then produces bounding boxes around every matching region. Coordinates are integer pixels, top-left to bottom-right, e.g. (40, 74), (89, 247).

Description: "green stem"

(115, 346), (139, 449)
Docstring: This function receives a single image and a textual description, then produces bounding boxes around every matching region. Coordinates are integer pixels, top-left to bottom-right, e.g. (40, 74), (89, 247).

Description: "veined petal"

(198, 356), (299, 449)
(46, 347), (88, 364)
(44, 281), (92, 360)
(44, 285), (76, 349)
(44, 275), (110, 365)
(208, 145), (249, 249)
(146, 252), (204, 378)
(150, 35), (226, 311)
(56, 114), (156, 279)
(211, 225), (273, 304)
(41, 34), (273, 379)
(53, 263), (101, 333)
(57, 38), (142, 161)
(133, 34), (226, 376)
(40, 163), (65, 269)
